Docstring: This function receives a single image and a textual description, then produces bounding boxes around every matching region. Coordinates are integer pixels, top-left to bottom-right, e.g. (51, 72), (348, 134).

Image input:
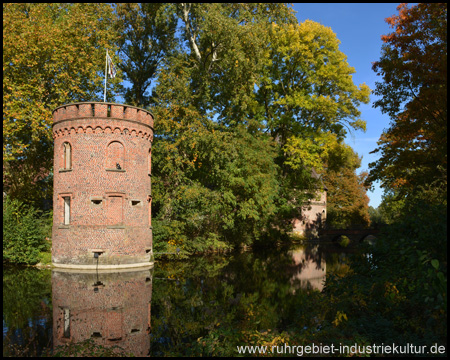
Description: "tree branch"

(181, 3), (202, 62)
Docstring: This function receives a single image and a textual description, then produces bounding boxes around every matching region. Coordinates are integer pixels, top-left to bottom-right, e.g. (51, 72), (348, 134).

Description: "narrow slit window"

(148, 196), (152, 227)
(63, 142), (71, 169)
(131, 200), (141, 206)
(63, 197), (70, 225)
(91, 199), (102, 205)
(148, 148), (151, 175)
(63, 308), (70, 338)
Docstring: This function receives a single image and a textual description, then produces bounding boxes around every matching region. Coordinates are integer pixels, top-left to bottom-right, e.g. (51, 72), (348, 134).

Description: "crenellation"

(66, 104), (78, 118)
(53, 102), (154, 130)
(111, 104), (124, 119)
(57, 107), (65, 121)
(124, 106), (137, 120)
(95, 103), (107, 118)
(78, 103), (92, 117)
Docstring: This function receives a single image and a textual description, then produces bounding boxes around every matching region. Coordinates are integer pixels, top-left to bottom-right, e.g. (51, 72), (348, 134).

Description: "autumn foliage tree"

(323, 141), (370, 228)
(368, 3), (447, 193)
(257, 21), (370, 147)
(3, 3), (121, 207)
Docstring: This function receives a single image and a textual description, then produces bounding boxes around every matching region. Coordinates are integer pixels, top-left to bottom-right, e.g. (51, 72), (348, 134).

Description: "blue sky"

(292, 3), (401, 208)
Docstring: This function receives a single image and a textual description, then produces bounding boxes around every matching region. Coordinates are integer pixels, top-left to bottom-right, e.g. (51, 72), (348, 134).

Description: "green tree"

(3, 3), (121, 207)
(175, 3), (296, 123)
(114, 3), (177, 108)
(368, 206), (384, 226)
(368, 3), (447, 193)
(376, 188), (406, 225)
(152, 118), (280, 251)
(150, 4), (297, 250)
(256, 21), (370, 147)
(254, 20), (371, 227)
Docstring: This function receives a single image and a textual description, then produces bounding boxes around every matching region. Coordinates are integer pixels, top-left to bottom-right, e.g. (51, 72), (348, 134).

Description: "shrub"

(3, 197), (51, 265)
(337, 235), (350, 248)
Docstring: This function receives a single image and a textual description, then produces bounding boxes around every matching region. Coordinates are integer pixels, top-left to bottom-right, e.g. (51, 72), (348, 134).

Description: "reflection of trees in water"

(150, 246), (349, 355)
(3, 266), (53, 357)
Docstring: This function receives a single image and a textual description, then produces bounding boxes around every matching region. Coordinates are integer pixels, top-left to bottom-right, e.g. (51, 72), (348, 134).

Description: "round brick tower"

(51, 102), (154, 269)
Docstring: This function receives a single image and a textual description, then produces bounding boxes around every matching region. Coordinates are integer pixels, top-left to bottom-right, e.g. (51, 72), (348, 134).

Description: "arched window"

(63, 142), (72, 169)
(107, 141), (125, 170)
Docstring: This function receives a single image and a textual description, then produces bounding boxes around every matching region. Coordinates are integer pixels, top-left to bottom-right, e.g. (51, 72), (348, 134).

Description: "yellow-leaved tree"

(3, 3), (121, 206)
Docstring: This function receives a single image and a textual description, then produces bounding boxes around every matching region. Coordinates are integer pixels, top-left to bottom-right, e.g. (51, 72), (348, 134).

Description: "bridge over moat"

(318, 228), (380, 244)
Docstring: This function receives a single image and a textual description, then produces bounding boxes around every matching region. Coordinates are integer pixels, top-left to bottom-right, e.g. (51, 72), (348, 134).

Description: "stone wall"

(292, 190), (327, 237)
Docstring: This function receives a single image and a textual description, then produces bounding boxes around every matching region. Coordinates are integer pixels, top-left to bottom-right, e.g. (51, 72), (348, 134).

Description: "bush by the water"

(3, 197), (52, 265)
(322, 184), (447, 346)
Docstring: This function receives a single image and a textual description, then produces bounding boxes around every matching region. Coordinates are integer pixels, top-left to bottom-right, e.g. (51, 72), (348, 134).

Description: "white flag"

(107, 52), (117, 79)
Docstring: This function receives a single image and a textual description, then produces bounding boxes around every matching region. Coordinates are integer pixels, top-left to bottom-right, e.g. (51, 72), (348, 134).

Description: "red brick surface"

(52, 102), (154, 267)
(52, 269), (152, 356)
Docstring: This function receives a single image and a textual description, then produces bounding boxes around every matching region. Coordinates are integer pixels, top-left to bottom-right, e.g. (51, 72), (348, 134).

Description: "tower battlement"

(53, 102), (154, 128)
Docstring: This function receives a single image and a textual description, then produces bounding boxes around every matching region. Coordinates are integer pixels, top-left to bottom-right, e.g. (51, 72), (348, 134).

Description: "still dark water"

(3, 242), (352, 356)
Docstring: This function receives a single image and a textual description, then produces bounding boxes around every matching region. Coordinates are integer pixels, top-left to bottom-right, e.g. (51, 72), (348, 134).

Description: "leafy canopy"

(3, 3), (121, 206)
(368, 3), (447, 192)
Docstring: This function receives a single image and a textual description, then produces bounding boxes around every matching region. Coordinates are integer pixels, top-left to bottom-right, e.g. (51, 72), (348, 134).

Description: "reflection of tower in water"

(52, 269), (153, 356)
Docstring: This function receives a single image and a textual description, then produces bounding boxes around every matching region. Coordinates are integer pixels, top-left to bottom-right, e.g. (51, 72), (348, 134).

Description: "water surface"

(3, 242), (351, 356)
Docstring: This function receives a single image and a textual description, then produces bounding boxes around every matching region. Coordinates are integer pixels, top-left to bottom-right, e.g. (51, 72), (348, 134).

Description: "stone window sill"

(58, 225), (70, 229)
(106, 169), (126, 172)
(107, 225), (125, 229)
(59, 169), (72, 173)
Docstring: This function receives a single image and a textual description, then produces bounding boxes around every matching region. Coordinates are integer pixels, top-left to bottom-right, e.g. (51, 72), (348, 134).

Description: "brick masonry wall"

(52, 269), (153, 356)
(52, 102), (154, 267)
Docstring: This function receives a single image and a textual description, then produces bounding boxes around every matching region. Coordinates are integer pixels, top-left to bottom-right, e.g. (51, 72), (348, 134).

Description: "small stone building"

(51, 102), (154, 269)
(292, 168), (327, 237)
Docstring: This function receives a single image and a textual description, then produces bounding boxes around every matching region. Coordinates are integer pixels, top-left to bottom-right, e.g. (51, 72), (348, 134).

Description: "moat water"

(3, 242), (354, 356)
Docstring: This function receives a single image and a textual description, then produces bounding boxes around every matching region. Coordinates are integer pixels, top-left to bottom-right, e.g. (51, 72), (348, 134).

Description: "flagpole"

(104, 50), (108, 102)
